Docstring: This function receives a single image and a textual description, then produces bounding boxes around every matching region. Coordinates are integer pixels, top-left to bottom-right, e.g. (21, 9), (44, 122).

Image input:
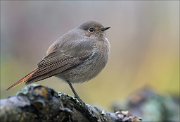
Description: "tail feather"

(6, 69), (38, 90)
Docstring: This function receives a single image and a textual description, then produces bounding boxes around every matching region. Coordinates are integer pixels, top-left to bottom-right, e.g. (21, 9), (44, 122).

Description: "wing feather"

(26, 50), (93, 84)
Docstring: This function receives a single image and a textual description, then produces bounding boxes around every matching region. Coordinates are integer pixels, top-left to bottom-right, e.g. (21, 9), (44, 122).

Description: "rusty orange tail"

(6, 69), (38, 90)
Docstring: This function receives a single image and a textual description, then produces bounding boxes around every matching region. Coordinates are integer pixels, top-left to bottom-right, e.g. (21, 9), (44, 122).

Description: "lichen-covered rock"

(0, 84), (141, 122)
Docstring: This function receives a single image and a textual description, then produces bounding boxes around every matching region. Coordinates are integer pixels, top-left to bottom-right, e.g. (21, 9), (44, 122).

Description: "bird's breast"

(57, 38), (110, 83)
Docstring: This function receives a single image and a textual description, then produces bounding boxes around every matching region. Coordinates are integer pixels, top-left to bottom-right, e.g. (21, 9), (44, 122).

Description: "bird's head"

(78, 21), (110, 38)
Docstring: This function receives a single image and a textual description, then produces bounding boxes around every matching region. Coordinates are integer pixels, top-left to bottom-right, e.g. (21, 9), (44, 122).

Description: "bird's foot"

(74, 95), (86, 107)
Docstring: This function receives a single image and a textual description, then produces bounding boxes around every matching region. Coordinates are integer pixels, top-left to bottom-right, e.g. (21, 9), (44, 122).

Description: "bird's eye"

(88, 28), (95, 32)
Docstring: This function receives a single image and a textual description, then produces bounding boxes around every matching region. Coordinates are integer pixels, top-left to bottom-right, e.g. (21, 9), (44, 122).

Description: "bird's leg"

(67, 81), (98, 121)
(67, 81), (85, 104)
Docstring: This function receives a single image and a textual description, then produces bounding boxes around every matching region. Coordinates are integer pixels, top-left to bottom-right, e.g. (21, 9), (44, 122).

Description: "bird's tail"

(6, 69), (38, 90)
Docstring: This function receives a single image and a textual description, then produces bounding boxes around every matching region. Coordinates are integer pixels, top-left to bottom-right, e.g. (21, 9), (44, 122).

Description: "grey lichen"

(0, 84), (141, 122)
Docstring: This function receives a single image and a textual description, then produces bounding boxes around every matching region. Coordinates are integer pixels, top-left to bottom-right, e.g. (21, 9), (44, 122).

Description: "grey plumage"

(28, 21), (110, 84)
(7, 21), (110, 101)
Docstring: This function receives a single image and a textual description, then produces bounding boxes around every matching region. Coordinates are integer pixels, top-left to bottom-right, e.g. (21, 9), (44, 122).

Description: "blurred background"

(0, 1), (179, 120)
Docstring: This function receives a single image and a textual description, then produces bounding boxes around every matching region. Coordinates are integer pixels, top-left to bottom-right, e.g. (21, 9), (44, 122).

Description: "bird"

(7, 21), (110, 102)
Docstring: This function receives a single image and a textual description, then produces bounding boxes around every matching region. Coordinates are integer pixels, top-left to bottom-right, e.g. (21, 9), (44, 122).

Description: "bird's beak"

(101, 27), (111, 31)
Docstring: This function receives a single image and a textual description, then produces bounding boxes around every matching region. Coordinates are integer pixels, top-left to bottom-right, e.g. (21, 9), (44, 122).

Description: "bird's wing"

(36, 50), (93, 75)
(25, 39), (96, 84)
(6, 41), (95, 90)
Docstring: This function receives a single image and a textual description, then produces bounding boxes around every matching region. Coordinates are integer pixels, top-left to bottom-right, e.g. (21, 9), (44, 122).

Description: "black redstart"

(7, 21), (110, 102)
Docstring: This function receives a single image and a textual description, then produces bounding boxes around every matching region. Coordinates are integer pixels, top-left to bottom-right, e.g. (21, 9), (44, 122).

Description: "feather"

(6, 69), (38, 90)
